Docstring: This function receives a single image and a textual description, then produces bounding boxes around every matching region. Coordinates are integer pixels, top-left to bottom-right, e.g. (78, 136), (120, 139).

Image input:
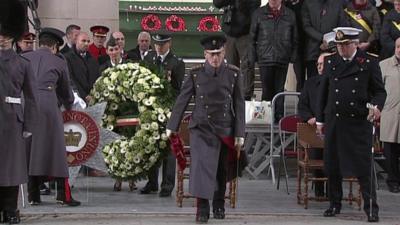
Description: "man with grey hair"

(127, 31), (151, 62)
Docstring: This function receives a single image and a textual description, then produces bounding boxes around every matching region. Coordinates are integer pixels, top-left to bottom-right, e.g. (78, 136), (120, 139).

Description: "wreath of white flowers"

(90, 62), (174, 180)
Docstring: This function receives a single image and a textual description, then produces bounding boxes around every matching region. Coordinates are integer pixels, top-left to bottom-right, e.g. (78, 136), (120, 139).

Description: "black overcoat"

(316, 50), (386, 177)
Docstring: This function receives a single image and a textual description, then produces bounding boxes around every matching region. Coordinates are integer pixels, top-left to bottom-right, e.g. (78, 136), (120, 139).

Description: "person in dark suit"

(302, 0), (348, 79)
(60, 24), (80, 55)
(166, 35), (245, 223)
(23, 28), (80, 207)
(298, 52), (332, 197)
(316, 27), (387, 223)
(0, 0), (38, 223)
(126, 31), (151, 62)
(140, 33), (185, 197)
(380, 0), (400, 60)
(64, 32), (100, 102)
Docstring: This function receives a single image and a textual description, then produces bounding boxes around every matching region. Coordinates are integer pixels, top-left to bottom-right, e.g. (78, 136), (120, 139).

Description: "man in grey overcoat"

(23, 28), (80, 207)
(379, 37), (400, 193)
(316, 27), (387, 223)
(166, 35), (245, 224)
(0, 0), (38, 223)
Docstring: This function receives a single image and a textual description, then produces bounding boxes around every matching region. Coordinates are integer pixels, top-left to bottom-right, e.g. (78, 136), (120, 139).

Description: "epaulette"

(366, 52), (379, 58)
(227, 64), (240, 72)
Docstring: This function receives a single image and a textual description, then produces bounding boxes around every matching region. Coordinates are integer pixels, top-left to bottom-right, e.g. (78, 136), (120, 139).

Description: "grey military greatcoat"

(317, 50), (386, 177)
(167, 62), (245, 199)
(0, 49), (37, 186)
(24, 48), (74, 178)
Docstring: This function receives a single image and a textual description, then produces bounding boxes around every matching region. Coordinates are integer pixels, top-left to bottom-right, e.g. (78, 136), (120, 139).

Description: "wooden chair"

(175, 115), (238, 208)
(296, 123), (362, 209)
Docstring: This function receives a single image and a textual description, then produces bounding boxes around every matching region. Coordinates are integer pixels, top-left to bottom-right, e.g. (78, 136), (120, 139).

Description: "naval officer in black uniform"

(316, 27), (387, 223)
(166, 35), (245, 223)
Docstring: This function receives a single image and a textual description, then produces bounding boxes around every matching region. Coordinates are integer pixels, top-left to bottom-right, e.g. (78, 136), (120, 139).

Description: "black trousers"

(293, 51), (306, 92)
(28, 176), (71, 202)
(305, 60), (319, 79)
(146, 151), (176, 192)
(0, 186), (19, 212)
(197, 144), (227, 214)
(328, 174), (379, 214)
(384, 142), (400, 185)
(259, 65), (288, 119)
(225, 35), (255, 100)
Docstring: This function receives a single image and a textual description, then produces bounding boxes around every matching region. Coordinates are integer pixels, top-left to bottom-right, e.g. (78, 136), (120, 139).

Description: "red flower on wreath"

(197, 16), (221, 32)
(141, 14), (162, 31)
(165, 15), (186, 32)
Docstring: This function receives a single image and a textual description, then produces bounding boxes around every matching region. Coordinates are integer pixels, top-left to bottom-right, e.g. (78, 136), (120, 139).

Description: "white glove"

(234, 137), (244, 147)
(73, 92), (87, 109)
(166, 129), (172, 138)
(23, 131), (32, 138)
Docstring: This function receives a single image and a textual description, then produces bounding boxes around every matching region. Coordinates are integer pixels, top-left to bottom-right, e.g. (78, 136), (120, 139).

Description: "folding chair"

(277, 114), (302, 194)
(175, 115), (237, 208)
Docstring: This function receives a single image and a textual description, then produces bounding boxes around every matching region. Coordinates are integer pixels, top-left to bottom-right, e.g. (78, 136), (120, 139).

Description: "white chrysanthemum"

(110, 72), (118, 81)
(103, 77), (110, 84)
(150, 122), (159, 130)
(158, 114), (166, 122)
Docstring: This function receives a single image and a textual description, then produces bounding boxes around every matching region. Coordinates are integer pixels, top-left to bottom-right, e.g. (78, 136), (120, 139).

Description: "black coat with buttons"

(316, 50), (386, 177)
(167, 62), (245, 199)
(144, 50), (185, 93)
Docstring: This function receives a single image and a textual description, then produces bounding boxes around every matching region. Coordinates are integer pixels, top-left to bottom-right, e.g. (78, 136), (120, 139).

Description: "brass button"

(355, 77), (358, 81)
(350, 102), (354, 106)
(193, 74), (197, 78)
(231, 84), (234, 88)
(208, 115), (211, 118)
(352, 89), (356, 93)
(367, 59), (370, 63)
(224, 113), (226, 117)
(205, 105), (209, 109)
(328, 60), (331, 64)
(336, 101), (339, 105)
(351, 114), (355, 117)
(200, 95), (204, 99)
(332, 67), (336, 71)
(334, 78), (338, 81)
(336, 113), (340, 117)
(234, 73), (237, 77)
(196, 84), (200, 88)
(360, 68), (364, 71)
(335, 89), (339, 93)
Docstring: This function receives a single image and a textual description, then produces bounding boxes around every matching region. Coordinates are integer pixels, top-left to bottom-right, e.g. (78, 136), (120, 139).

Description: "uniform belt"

(4, 96), (22, 104)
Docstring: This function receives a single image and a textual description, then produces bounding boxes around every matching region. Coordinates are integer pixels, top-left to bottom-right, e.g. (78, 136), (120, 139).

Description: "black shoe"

(323, 207), (341, 217)
(39, 184), (51, 195)
(5, 210), (20, 224)
(139, 185), (158, 194)
(387, 183), (400, 193)
(57, 198), (81, 207)
(367, 213), (379, 222)
(213, 208), (225, 219)
(27, 195), (41, 206)
(195, 213), (209, 224)
(159, 189), (172, 197)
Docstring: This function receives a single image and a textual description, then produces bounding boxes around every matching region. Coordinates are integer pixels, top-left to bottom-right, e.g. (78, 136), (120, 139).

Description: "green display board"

(119, 0), (223, 58)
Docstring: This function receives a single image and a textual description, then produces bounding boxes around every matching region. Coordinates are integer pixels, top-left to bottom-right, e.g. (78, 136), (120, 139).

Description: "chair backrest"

(279, 114), (302, 133)
(297, 123), (324, 149)
(178, 114), (191, 146)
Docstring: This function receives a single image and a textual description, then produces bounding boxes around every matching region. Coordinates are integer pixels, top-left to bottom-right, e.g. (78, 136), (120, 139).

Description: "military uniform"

(88, 25), (109, 62)
(144, 50), (185, 92)
(24, 28), (80, 207)
(140, 33), (185, 196)
(316, 28), (386, 221)
(167, 35), (245, 223)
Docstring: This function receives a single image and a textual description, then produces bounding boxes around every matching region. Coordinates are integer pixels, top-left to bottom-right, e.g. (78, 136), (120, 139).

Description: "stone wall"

(33, 0), (119, 36)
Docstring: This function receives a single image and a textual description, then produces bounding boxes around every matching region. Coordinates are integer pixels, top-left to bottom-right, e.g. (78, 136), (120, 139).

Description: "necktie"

(156, 56), (162, 65)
